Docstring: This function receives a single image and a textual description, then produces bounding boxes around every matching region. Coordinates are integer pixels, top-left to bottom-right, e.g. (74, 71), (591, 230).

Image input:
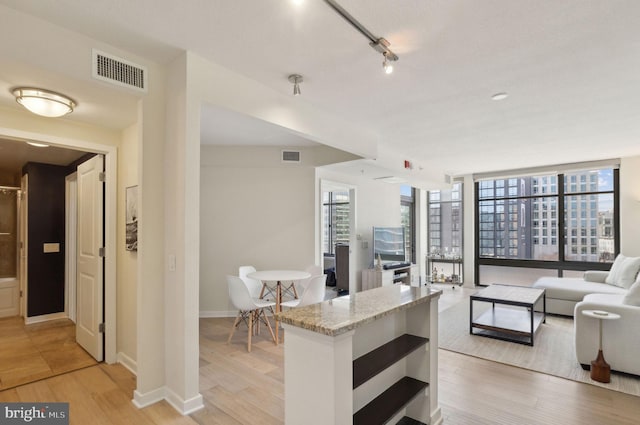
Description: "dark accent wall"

(23, 162), (68, 317)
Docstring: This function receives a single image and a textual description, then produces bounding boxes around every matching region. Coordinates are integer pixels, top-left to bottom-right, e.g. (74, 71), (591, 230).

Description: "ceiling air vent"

(282, 150), (301, 163)
(92, 49), (147, 92)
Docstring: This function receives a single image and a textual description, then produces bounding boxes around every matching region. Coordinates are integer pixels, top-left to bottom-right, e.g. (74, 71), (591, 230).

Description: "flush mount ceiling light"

(26, 141), (49, 148)
(323, 0), (398, 74)
(12, 87), (76, 117)
(491, 92), (509, 101)
(288, 74), (303, 96)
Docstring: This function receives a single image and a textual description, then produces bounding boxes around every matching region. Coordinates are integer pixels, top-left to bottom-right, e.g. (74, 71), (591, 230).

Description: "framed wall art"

(126, 185), (138, 251)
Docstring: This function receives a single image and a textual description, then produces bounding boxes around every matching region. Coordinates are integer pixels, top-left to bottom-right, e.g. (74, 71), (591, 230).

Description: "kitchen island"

(276, 284), (442, 425)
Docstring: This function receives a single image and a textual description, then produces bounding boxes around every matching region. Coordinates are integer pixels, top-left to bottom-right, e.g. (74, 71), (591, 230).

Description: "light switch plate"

(43, 243), (60, 253)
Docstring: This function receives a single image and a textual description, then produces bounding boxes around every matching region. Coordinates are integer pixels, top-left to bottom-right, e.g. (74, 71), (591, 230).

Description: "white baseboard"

(432, 407), (443, 425)
(25, 311), (68, 325)
(132, 387), (165, 409)
(117, 352), (137, 375)
(133, 386), (204, 415)
(165, 387), (204, 415)
(199, 310), (235, 318)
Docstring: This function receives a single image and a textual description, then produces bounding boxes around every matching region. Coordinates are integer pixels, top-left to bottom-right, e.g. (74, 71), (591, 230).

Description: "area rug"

(438, 300), (640, 396)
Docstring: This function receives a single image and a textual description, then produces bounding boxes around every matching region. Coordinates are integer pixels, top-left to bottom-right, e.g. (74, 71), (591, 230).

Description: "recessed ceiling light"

(491, 92), (508, 101)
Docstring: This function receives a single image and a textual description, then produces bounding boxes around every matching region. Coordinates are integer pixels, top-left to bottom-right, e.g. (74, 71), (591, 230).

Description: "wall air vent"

(282, 150), (301, 163)
(374, 176), (407, 184)
(92, 49), (147, 92)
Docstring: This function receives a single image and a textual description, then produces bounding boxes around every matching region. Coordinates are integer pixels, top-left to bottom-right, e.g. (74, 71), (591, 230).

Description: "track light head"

(288, 74), (303, 96)
(382, 53), (394, 74)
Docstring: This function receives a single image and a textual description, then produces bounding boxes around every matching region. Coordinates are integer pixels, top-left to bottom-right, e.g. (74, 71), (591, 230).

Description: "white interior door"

(76, 155), (104, 361)
(65, 173), (77, 323)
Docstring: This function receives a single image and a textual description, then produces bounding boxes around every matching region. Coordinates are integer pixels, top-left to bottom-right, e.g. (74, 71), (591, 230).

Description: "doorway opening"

(0, 130), (117, 389)
(320, 180), (357, 295)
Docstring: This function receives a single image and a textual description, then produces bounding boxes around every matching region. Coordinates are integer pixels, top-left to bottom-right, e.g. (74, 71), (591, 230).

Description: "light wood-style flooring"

(0, 316), (97, 390)
(1, 286), (640, 424)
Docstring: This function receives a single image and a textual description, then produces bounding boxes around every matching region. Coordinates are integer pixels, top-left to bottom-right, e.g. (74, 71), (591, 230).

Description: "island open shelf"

(353, 334), (428, 389)
(277, 284), (442, 425)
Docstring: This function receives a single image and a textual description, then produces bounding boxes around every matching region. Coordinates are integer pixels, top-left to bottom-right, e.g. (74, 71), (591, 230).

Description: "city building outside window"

(475, 166), (618, 281)
(322, 190), (349, 255)
(400, 185), (416, 264)
(427, 182), (463, 283)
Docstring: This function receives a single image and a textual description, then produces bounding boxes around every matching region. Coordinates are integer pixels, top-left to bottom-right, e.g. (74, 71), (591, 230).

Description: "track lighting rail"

(323, 0), (398, 62)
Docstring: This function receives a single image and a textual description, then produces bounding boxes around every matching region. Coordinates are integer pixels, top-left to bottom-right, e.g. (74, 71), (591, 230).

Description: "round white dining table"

(247, 270), (311, 343)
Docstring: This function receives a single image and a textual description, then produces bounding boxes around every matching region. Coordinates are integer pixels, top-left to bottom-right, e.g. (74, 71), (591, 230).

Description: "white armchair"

(574, 293), (640, 376)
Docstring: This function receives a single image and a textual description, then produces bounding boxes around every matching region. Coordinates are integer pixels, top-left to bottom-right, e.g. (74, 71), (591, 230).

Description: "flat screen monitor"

(372, 227), (406, 263)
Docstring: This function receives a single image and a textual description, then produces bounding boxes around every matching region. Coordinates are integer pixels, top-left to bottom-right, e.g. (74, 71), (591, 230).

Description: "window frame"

(322, 191), (350, 256)
(401, 186), (416, 264)
(474, 168), (619, 281)
(427, 182), (464, 258)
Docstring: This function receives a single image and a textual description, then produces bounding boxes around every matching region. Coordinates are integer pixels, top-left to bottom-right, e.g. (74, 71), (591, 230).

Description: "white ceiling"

(0, 136), (88, 176)
(1, 0), (639, 184)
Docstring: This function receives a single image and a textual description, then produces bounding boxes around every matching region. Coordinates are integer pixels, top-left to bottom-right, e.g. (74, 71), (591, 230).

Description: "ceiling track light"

(382, 52), (394, 74)
(323, 0), (398, 73)
(288, 74), (303, 96)
(12, 87), (76, 117)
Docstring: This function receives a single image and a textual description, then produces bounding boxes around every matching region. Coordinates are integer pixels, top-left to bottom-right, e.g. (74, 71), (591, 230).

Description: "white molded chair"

(227, 275), (276, 352)
(296, 265), (324, 293)
(281, 274), (327, 309)
(238, 265), (264, 300)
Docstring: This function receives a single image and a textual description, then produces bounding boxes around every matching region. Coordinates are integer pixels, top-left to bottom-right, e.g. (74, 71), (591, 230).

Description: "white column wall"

(620, 155), (640, 256)
(116, 123), (139, 371)
(135, 69), (170, 403)
(159, 53), (203, 414)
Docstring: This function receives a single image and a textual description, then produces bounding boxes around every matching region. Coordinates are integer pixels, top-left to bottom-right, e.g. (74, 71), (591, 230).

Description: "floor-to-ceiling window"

(400, 185), (416, 264)
(427, 182), (463, 283)
(322, 190), (350, 256)
(475, 163), (619, 285)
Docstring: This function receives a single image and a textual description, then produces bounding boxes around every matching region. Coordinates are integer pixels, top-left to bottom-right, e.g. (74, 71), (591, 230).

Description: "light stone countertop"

(276, 284), (442, 337)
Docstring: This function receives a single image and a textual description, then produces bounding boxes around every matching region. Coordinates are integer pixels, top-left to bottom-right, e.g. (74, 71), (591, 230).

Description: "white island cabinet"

(276, 284), (442, 425)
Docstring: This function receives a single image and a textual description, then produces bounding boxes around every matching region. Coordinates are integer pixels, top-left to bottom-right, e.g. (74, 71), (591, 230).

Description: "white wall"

(198, 146), (404, 314)
(200, 146), (318, 314)
(620, 155), (640, 256)
(116, 123), (138, 371)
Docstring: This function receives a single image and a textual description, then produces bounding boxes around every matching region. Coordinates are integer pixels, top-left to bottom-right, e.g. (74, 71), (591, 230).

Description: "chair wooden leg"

(227, 311), (242, 344)
(260, 308), (277, 345)
(247, 310), (253, 352)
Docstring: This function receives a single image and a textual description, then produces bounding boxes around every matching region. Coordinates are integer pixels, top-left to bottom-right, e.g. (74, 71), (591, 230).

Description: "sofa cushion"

(583, 270), (609, 283)
(582, 293), (626, 305)
(605, 254), (640, 288)
(623, 277), (640, 306)
(533, 277), (627, 302)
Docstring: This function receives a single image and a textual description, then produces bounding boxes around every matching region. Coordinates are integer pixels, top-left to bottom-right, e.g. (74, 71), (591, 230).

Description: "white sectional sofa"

(574, 291), (640, 375)
(532, 271), (627, 316)
(533, 254), (640, 376)
(532, 254), (640, 316)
